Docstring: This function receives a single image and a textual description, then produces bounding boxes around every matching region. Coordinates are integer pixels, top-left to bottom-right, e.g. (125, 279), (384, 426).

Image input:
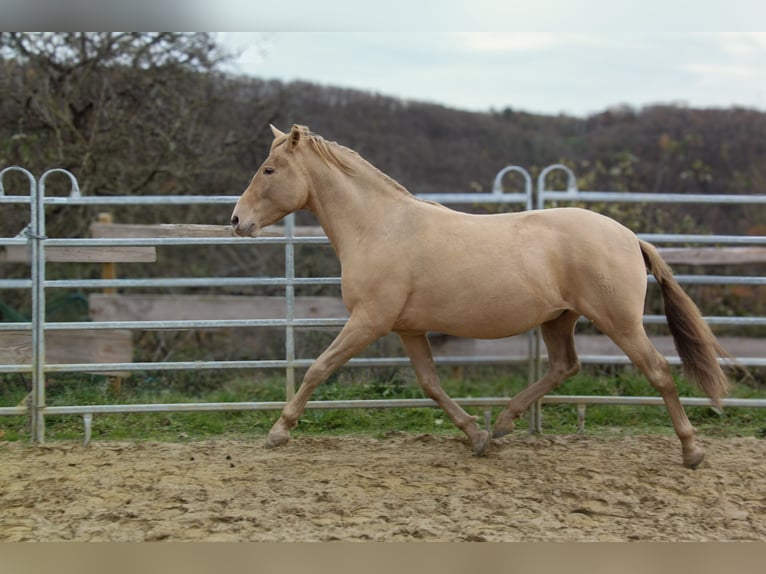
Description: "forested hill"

(272, 80), (766, 200)
(1, 32), (765, 235)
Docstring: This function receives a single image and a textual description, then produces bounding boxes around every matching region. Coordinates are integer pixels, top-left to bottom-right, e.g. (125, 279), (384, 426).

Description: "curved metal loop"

(39, 168), (81, 198)
(0, 166), (37, 197)
(538, 163), (578, 193)
(537, 164), (578, 209)
(491, 165), (533, 211)
(491, 165), (532, 195)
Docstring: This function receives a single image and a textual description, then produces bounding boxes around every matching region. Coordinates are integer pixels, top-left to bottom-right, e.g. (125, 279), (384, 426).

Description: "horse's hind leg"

(607, 323), (704, 469)
(493, 311), (581, 438)
(399, 333), (490, 455)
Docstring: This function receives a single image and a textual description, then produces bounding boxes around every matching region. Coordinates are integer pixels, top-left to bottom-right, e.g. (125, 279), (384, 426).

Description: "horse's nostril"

(231, 215), (239, 227)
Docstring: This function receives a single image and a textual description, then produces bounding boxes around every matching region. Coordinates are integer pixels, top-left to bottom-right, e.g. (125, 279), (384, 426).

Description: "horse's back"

(451, 207), (642, 275)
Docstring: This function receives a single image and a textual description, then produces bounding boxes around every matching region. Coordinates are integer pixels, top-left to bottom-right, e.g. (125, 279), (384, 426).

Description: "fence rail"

(1, 164), (765, 444)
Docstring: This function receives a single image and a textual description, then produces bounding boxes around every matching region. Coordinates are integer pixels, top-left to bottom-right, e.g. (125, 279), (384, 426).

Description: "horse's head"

(231, 124), (312, 237)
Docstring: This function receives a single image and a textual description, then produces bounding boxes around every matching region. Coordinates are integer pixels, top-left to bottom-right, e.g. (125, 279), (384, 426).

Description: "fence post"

(490, 165), (539, 429)
(96, 213), (122, 395)
(525, 328), (543, 433)
(0, 167), (39, 439)
(34, 169), (80, 444)
(97, 213), (118, 294)
(528, 164), (579, 433)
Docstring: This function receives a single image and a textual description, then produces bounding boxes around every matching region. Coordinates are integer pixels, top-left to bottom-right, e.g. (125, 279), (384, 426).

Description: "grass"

(1, 367), (765, 443)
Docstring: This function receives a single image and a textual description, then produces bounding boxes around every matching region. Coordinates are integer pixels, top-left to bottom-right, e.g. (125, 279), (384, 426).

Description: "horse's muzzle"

(230, 215), (258, 237)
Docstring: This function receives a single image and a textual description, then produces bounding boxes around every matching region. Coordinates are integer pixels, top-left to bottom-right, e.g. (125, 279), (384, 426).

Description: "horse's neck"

(306, 165), (413, 259)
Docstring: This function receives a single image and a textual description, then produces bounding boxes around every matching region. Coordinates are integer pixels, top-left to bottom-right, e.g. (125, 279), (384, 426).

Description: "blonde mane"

(306, 133), (413, 197)
(272, 126), (444, 208)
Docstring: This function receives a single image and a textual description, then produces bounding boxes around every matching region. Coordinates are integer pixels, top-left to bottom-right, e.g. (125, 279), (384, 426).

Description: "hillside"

(1, 33), (765, 243)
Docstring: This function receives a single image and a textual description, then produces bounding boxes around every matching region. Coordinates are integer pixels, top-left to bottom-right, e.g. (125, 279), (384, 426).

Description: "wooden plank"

(0, 329), (133, 376)
(0, 245), (156, 263)
(90, 223), (232, 238)
(89, 222), (326, 238)
(88, 294), (349, 322)
(657, 247), (766, 266)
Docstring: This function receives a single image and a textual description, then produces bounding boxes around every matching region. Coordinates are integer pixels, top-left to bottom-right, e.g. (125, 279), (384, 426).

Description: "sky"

(217, 32), (766, 117)
(3, 1), (765, 117)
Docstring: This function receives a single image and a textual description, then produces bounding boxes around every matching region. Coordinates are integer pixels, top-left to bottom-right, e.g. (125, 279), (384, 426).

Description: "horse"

(231, 124), (730, 469)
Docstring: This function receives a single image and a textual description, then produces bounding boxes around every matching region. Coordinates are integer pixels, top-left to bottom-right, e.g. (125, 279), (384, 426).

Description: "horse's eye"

(263, 166), (275, 175)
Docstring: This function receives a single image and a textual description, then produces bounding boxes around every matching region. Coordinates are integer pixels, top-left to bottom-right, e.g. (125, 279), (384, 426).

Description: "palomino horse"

(231, 124), (730, 468)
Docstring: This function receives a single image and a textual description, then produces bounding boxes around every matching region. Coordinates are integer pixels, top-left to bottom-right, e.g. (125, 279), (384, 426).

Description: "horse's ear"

(288, 124), (308, 151)
(270, 124), (285, 138)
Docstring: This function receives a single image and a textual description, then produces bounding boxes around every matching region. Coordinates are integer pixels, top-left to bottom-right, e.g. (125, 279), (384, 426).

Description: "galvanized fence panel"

(1, 164), (765, 444)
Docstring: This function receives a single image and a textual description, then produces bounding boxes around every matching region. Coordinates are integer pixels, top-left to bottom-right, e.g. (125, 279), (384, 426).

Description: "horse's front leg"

(399, 333), (490, 455)
(267, 315), (385, 448)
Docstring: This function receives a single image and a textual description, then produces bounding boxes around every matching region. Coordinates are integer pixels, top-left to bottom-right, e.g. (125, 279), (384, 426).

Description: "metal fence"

(2, 164), (765, 444)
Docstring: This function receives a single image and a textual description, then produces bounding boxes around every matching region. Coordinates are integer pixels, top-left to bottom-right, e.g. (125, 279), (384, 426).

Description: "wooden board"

(0, 245), (156, 263)
(0, 329), (133, 376)
(658, 247), (766, 266)
(89, 223), (326, 238)
(88, 294), (350, 322)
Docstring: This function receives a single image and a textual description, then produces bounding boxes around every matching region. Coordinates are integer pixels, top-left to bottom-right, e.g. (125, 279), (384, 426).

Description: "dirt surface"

(1, 433), (764, 541)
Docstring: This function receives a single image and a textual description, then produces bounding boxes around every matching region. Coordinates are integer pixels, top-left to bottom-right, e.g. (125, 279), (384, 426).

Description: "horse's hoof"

(492, 421), (515, 439)
(266, 432), (290, 449)
(492, 412), (515, 439)
(472, 430), (491, 456)
(683, 447), (705, 469)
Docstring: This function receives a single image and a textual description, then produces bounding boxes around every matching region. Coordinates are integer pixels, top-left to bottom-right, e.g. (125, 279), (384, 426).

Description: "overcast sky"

(217, 32), (766, 117)
(4, 1), (764, 117)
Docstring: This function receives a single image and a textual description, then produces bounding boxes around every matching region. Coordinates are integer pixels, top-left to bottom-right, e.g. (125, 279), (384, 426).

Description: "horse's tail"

(639, 239), (731, 407)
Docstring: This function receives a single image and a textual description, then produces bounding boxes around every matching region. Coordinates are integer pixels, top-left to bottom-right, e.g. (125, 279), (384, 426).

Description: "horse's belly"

(396, 287), (562, 339)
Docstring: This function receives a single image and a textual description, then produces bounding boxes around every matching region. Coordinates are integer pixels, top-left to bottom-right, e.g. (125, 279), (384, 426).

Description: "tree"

(0, 33), (238, 200)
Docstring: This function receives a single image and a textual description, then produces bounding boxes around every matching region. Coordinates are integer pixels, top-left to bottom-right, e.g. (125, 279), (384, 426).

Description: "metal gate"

(1, 164), (765, 444)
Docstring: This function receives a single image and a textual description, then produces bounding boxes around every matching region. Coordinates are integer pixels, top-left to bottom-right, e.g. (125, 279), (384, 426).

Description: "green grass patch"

(1, 368), (765, 442)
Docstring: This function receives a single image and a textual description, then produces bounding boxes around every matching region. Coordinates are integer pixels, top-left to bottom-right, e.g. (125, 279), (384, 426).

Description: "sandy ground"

(1, 433), (764, 542)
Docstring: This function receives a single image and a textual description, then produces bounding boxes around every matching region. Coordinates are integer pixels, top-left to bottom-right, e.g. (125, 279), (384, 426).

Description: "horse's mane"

(276, 126), (446, 208)
(305, 133), (413, 198)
